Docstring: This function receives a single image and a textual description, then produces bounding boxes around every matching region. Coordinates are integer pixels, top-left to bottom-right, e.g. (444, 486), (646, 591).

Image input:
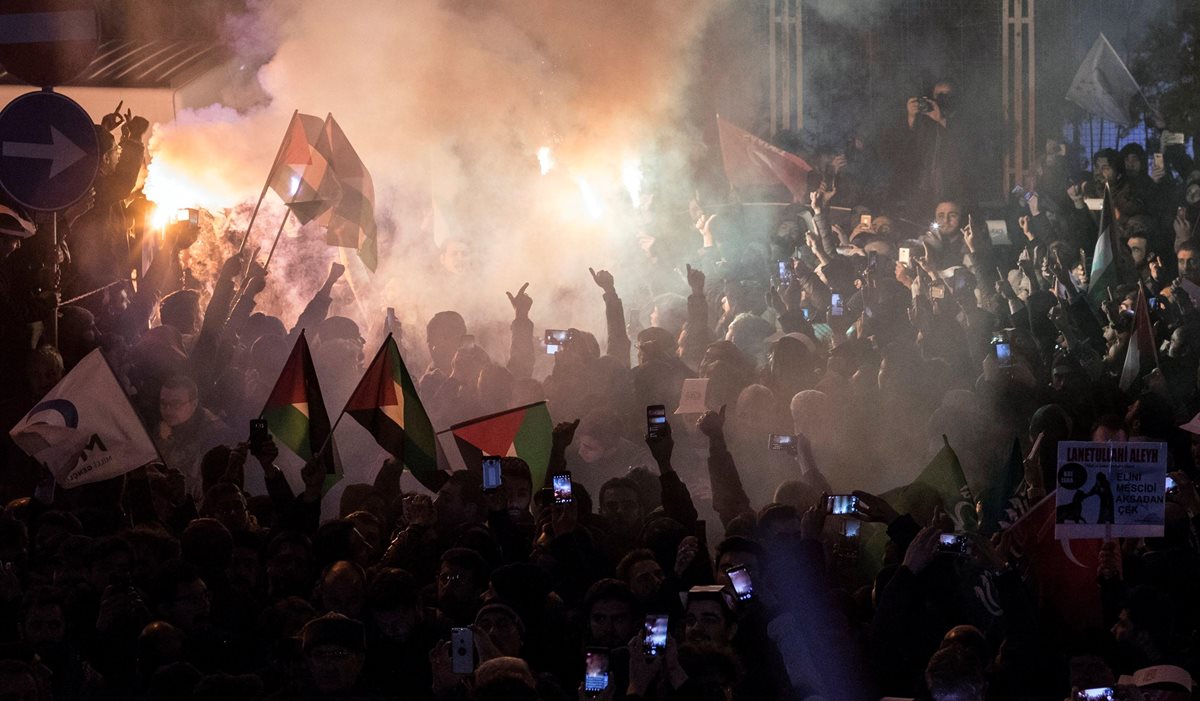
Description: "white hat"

(1179, 412), (1200, 436)
(1132, 664), (1193, 691)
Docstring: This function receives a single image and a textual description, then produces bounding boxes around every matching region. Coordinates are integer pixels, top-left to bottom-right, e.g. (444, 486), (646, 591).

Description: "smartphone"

(1076, 688), (1114, 701)
(34, 474), (56, 504)
(801, 307), (811, 320)
(825, 494), (860, 516)
(777, 260), (794, 285)
(898, 246), (911, 265)
(584, 649), (610, 695)
(768, 433), (797, 451)
(1153, 152), (1165, 175)
(552, 472), (573, 504)
(1148, 296), (1158, 310)
(726, 565), (754, 602)
(937, 533), (970, 555)
(646, 404), (668, 439)
(249, 419), (268, 451)
(830, 293), (844, 317)
(842, 520), (861, 538)
(994, 342), (1013, 368)
(1166, 475), (1178, 494)
(451, 627), (474, 674)
(929, 284), (945, 300)
(545, 329), (570, 355)
(642, 614), (668, 659)
(860, 213), (873, 227)
(482, 456), (502, 492)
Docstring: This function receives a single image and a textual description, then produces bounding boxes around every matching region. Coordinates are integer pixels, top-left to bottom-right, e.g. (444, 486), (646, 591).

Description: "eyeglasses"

(438, 572), (467, 585)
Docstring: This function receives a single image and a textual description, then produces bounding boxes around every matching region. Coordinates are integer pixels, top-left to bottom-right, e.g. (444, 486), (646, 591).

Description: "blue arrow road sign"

(0, 91), (98, 211)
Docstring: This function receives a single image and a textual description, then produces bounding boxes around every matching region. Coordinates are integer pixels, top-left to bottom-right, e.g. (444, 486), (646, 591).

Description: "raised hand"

(696, 405), (726, 439)
(696, 213), (718, 247)
(506, 282), (532, 319)
(589, 267), (616, 293)
(552, 419), (581, 452)
(685, 264), (705, 295)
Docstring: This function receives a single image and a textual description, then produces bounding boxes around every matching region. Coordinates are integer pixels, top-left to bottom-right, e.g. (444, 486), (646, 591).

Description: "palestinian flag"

(1119, 287), (1158, 391)
(316, 114), (378, 271)
(267, 111), (342, 224)
(261, 331), (340, 486)
(445, 402), (553, 488)
(344, 334), (442, 490)
(1086, 184), (1121, 309)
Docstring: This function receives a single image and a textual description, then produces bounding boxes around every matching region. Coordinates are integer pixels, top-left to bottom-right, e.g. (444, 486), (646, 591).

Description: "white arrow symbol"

(3, 127), (87, 179)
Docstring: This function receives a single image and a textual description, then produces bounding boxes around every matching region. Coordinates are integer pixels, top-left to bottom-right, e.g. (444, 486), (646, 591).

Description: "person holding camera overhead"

(901, 80), (967, 218)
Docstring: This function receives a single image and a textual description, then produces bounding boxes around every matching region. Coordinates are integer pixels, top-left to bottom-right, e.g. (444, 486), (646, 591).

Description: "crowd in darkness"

(3, 77), (1200, 701)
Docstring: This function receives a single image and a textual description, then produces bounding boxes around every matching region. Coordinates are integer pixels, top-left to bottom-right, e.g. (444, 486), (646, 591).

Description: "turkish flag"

(716, 116), (812, 200)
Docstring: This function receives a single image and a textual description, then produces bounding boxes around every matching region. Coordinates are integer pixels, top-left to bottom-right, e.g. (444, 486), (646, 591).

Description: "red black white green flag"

(343, 334), (442, 490)
(267, 111), (342, 224)
(446, 402), (553, 488)
(260, 330), (341, 484)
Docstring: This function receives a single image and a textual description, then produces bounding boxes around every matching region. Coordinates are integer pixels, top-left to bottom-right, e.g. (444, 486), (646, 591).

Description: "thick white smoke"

(146, 0), (727, 359)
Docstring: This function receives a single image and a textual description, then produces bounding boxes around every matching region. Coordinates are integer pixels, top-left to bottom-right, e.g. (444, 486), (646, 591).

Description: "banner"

(1055, 441), (1167, 538)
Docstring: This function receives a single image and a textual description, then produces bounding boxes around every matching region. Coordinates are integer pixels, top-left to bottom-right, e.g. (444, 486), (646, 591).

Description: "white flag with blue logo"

(10, 349), (159, 487)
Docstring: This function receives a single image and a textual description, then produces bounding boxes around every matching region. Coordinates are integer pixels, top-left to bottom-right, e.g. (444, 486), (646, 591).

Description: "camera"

(917, 96), (935, 114)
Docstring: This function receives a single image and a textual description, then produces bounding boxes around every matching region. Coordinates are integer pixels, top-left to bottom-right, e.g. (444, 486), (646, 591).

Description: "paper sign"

(1055, 441), (1167, 538)
(985, 219), (1009, 246)
(675, 377), (710, 414)
(1163, 131), (1186, 146)
(1084, 198), (1103, 211)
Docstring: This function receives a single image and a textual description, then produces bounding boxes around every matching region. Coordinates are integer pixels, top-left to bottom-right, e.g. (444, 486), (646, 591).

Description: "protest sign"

(1055, 441), (1167, 538)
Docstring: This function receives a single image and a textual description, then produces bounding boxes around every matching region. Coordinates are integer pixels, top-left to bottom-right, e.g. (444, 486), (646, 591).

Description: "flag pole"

(263, 209), (293, 272)
(238, 109), (298, 253)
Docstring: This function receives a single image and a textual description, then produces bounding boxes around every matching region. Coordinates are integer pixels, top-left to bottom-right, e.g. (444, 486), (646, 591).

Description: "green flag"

(977, 435), (1025, 534)
(1087, 185), (1119, 309)
(896, 436), (978, 532)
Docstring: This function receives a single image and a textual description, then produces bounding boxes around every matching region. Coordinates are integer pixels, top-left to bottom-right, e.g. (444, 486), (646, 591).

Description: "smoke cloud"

(146, 0), (727, 356)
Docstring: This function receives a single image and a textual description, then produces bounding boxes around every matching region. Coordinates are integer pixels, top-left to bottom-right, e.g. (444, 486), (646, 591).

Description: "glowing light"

(575, 175), (603, 221)
(143, 159), (220, 229)
(621, 157), (643, 207)
(537, 146), (555, 175)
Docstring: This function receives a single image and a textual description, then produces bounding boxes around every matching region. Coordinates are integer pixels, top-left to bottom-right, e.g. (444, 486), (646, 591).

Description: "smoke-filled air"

(145, 0), (725, 355)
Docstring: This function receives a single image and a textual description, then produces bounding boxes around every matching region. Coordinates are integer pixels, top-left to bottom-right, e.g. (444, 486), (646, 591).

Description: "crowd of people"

(2, 79), (1200, 701)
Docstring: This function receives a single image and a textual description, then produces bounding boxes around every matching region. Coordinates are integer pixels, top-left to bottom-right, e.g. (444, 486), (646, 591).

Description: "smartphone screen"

(1166, 475), (1178, 493)
(646, 404), (668, 439)
(1077, 688), (1114, 701)
(584, 649), (610, 693)
(767, 433), (796, 451)
(860, 214), (873, 227)
(801, 307), (811, 320)
(937, 533), (969, 555)
(830, 293), (844, 317)
(552, 473), (573, 504)
(777, 260), (793, 285)
(643, 614), (668, 657)
(898, 247), (911, 264)
(1153, 152), (1164, 175)
(249, 419), (268, 449)
(545, 329), (569, 355)
(726, 565), (754, 601)
(482, 457), (502, 491)
(825, 494), (859, 516)
(995, 342), (1013, 368)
